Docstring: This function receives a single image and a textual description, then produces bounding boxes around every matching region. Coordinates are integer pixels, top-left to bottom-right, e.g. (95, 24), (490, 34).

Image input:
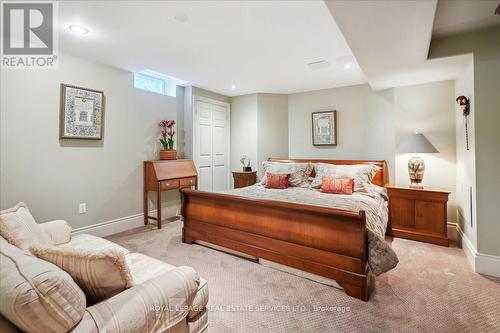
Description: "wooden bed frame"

(181, 159), (388, 301)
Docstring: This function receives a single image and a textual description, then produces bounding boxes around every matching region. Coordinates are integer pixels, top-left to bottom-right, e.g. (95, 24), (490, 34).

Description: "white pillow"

(310, 163), (380, 193)
(261, 162), (313, 187)
(0, 202), (53, 252)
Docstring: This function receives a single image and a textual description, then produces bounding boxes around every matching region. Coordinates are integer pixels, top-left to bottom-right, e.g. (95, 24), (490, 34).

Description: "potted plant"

(159, 119), (177, 160)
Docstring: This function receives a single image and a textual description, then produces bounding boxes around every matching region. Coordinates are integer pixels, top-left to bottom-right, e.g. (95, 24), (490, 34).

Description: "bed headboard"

(269, 158), (388, 187)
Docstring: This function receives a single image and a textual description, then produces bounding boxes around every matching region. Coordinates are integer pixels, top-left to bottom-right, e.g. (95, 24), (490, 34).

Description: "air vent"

(307, 60), (330, 70)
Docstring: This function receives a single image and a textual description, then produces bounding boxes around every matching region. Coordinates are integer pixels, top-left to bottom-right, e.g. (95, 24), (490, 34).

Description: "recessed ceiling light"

(231, 85), (236, 90)
(344, 64), (352, 69)
(68, 25), (88, 35)
(174, 14), (189, 22)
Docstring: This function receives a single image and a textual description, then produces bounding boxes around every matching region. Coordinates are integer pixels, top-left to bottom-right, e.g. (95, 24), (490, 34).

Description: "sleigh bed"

(181, 159), (396, 301)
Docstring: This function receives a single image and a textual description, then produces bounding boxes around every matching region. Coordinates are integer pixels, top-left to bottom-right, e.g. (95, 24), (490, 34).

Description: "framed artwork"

(312, 111), (337, 146)
(60, 84), (105, 139)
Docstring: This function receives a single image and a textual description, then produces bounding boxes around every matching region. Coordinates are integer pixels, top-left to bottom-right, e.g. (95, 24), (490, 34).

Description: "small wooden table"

(144, 159), (197, 229)
(232, 171), (257, 188)
(386, 184), (450, 246)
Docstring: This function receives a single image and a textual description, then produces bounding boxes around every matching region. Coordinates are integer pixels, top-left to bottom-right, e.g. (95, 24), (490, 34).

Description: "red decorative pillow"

(265, 173), (290, 189)
(321, 176), (354, 195)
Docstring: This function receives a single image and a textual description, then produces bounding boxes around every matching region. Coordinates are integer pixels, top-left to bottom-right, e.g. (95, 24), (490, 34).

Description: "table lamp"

(397, 133), (439, 188)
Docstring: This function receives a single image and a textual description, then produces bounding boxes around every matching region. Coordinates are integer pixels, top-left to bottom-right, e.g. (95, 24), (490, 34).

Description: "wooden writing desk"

(144, 159), (197, 228)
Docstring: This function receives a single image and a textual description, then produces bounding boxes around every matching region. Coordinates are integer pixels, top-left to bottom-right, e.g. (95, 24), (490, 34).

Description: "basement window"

(133, 70), (187, 97)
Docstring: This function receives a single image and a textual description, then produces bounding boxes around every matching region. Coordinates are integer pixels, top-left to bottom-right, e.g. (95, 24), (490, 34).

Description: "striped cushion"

(83, 266), (200, 333)
(30, 246), (134, 304)
(0, 237), (86, 333)
(321, 176), (354, 195)
(126, 253), (209, 319)
(0, 203), (53, 252)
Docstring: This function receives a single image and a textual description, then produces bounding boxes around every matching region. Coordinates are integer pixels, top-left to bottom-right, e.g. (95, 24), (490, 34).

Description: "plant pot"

(160, 149), (177, 160)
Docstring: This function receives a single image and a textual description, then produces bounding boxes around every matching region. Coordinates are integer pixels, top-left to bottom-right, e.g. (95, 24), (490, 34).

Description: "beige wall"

(287, 82), (457, 221)
(430, 26), (500, 257)
(192, 87), (230, 103)
(230, 93), (288, 181)
(454, 58), (477, 249)
(288, 84), (396, 181)
(394, 81), (457, 222)
(257, 94), (288, 177)
(0, 52), (184, 229)
(230, 94), (259, 178)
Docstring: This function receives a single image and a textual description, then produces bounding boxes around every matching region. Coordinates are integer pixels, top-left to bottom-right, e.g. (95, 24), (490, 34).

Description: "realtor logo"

(1, 1), (58, 69)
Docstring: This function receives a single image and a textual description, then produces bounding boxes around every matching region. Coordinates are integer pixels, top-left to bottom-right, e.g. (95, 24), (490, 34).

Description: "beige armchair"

(0, 210), (208, 333)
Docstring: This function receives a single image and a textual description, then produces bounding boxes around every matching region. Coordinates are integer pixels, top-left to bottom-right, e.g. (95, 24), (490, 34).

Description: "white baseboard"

(72, 213), (144, 238)
(447, 222), (459, 243)
(452, 223), (500, 278)
(476, 253), (500, 278)
(72, 205), (180, 238)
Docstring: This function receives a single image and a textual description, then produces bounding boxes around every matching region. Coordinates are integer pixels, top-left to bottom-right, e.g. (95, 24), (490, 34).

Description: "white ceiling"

(59, 1), (366, 96)
(324, 0), (471, 91)
(60, 1), (485, 96)
(433, 0), (500, 38)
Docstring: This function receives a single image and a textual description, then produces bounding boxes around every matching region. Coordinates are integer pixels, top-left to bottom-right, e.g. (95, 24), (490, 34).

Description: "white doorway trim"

(192, 95), (231, 191)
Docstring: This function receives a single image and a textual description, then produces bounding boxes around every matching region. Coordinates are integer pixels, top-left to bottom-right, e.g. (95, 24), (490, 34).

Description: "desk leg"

(144, 189), (148, 225)
(157, 184), (162, 229)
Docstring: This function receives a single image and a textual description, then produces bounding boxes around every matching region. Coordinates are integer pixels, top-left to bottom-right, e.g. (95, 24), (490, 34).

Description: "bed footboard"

(181, 188), (373, 301)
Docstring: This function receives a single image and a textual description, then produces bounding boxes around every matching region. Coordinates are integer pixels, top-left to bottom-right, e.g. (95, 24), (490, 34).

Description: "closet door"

(195, 100), (213, 191)
(194, 98), (229, 192)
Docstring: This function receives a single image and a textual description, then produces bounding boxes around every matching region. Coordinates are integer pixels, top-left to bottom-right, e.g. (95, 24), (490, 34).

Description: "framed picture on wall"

(60, 84), (105, 139)
(312, 111), (337, 146)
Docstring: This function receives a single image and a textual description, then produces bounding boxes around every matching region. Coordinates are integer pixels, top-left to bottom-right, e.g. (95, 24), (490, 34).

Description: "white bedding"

(221, 184), (399, 275)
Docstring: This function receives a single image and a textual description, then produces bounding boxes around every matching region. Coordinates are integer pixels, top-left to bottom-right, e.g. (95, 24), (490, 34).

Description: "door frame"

(192, 95), (231, 191)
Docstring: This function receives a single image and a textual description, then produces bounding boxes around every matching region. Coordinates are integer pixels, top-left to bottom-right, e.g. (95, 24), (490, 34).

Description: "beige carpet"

(107, 220), (500, 333)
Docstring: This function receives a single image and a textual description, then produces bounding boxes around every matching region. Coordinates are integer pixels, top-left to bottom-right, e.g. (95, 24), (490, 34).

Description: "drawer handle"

(190, 180), (193, 183)
(166, 183), (169, 186)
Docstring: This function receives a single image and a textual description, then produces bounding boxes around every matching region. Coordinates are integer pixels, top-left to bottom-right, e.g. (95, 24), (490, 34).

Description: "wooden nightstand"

(232, 171), (257, 189)
(386, 185), (450, 246)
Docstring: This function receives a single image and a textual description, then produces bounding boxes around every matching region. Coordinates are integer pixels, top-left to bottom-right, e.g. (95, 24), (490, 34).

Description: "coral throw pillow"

(321, 176), (354, 195)
(265, 173), (290, 189)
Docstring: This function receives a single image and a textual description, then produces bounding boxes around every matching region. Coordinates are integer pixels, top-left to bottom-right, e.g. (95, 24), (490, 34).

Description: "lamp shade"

(397, 133), (439, 154)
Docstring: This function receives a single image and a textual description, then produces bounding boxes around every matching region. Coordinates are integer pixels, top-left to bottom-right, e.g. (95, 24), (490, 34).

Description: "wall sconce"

(456, 95), (470, 151)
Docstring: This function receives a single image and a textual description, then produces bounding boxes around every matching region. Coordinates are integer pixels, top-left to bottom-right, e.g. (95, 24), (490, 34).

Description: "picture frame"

(60, 84), (105, 140)
(312, 111), (337, 146)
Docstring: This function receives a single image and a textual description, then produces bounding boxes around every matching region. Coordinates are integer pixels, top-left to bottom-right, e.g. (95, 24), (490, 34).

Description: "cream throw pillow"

(0, 202), (53, 252)
(31, 246), (134, 304)
(261, 162), (313, 187)
(310, 163), (380, 193)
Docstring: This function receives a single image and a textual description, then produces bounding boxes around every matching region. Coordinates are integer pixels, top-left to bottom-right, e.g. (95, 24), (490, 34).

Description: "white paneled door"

(194, 98), (230, 192)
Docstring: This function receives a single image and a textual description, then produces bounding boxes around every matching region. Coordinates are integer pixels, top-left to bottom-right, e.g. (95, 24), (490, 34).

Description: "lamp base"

(408, 156), (425, 187)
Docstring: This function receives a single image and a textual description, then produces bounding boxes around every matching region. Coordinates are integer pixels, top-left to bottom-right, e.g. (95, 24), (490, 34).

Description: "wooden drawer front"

(415, 201), (446, 234)
(180, 177), (196, 187)
(389, 197), (414, 229)
(161, 180), (179, 190)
